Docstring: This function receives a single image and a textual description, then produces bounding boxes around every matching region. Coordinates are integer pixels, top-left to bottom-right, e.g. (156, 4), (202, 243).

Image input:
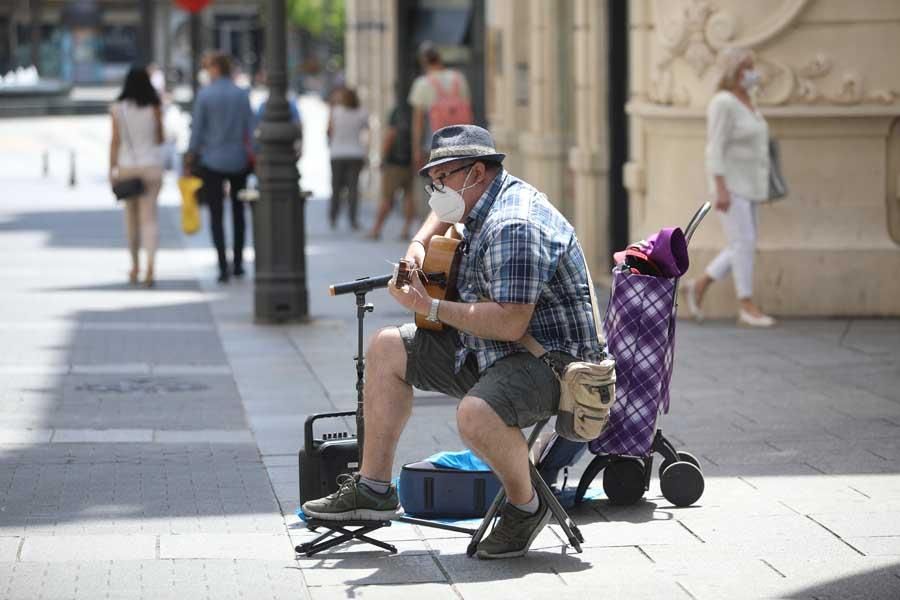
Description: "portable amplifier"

(298, 411), (360, 504)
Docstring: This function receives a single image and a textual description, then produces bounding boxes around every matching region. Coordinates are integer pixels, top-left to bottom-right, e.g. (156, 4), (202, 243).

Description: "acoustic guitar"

(395, 224), (465, 331)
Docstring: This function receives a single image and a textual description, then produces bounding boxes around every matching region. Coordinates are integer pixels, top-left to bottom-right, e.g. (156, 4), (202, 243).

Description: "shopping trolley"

(575, 202), (712, 507)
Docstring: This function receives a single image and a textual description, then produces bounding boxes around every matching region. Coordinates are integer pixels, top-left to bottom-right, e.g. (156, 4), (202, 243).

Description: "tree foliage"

(287, 0), (345, 38)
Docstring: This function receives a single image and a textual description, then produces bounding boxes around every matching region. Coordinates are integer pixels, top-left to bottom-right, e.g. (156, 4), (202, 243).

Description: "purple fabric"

(612, 227), (689, 279)
(589, 269), (678, 458)
(645, 227), (689, 278)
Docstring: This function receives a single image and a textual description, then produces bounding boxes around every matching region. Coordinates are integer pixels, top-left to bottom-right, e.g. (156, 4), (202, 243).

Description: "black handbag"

(113, 177), (145, 200)
(112, 103), (146, 201)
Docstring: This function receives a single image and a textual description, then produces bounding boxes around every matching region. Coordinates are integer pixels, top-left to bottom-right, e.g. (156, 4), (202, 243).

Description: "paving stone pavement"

(1, 105), (899, 599)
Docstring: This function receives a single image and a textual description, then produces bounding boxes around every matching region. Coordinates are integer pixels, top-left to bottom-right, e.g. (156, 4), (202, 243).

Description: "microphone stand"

(353, 288), (373, 466)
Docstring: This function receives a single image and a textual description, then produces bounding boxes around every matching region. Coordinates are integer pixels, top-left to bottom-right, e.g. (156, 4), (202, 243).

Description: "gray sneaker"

(475, 500), (551, 559)
(302, 474), (403, 522)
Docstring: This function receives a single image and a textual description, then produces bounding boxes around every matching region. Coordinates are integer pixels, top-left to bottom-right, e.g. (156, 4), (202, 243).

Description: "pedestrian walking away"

(684, 47), (776, 328)
(368, 101), (417, 240)
(186, 52), (254, 284)
(327, 87), (368, 230)
(408, 41), (474, 172)
(302, 124), (605, 560)
(109, 65), (165, 288)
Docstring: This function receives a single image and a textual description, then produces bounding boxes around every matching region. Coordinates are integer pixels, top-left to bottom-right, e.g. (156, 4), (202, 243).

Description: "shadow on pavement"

(0, 208), (187, 250)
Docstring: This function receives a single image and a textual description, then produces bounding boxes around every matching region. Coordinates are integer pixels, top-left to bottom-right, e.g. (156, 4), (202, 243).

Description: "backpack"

(531, 432), (588, 491)
(428, 71), (474, 131)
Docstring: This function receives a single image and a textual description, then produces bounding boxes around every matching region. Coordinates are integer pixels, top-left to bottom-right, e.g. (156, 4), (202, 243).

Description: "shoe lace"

(328, 473), (359, 499)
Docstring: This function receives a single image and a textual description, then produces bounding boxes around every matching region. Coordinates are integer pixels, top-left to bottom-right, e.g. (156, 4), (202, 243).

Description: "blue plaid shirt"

(453, 170), (604, 373)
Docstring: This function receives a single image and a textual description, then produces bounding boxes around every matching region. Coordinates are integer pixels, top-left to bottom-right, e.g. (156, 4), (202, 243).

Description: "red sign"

(174, 0), (212, 13)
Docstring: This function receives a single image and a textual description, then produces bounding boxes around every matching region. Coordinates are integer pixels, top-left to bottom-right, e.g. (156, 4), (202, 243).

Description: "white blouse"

(114, 101), (164, 169)
(705, 91), (769, 201)
(329, 106), (369, 160)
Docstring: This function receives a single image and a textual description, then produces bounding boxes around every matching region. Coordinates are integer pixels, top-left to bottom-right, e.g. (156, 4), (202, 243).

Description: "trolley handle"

(684, 201), (711, 245)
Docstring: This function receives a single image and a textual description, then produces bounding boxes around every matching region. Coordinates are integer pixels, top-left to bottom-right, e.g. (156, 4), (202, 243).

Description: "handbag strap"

(118, 102), (138, 164)
(520, 244), (606, 358)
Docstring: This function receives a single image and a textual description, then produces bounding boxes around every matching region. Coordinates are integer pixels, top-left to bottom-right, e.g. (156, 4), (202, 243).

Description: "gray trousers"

(330, 158), (364, 227)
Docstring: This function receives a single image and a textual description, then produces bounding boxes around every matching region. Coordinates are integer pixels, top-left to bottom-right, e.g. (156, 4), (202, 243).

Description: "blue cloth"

(188, 78), (254, 174)
(453, 170), (605, 373)
(423, 449), (491, 471)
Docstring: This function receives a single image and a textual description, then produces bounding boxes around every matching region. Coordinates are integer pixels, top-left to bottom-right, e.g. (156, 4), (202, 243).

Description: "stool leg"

(466, 487), (506, 557)
(531, 464), (584, 550)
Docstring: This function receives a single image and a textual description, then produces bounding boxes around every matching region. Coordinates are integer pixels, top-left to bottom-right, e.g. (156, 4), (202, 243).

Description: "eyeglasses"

(424, 162), (474, 195)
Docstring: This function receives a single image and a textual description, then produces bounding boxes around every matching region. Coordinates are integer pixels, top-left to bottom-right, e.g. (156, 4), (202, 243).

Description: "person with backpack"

(408, 41), (473, 172)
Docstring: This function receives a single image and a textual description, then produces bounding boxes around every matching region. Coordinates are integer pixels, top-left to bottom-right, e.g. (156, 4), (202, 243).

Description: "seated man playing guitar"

(302, 125), (604, 559)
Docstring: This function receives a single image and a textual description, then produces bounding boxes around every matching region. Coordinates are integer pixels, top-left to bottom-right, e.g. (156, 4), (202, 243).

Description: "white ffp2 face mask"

(740, 69), (761, 91)
(428, 167), (476, 223)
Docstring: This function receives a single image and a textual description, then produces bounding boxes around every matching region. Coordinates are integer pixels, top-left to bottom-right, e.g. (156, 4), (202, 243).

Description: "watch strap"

(427, 298), (441, 322)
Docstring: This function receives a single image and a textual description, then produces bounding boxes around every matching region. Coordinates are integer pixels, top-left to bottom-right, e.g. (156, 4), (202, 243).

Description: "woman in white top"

(327, 87), (369, 230)
(685, 48), (775, 327)
(109, 66), (164, 287)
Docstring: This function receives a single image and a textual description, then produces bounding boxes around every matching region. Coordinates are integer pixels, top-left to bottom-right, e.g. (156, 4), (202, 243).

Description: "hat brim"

(419, 153), (506, 177)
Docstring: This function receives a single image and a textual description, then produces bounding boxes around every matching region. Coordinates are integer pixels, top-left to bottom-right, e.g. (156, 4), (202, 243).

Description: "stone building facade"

(345, 0), (900, 317)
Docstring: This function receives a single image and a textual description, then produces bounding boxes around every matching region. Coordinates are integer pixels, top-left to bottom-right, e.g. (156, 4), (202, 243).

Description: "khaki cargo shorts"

(398, 323), (575, 429)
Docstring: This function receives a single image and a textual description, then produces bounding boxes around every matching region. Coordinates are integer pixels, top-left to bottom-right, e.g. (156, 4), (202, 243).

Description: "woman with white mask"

(684, 47), (775, 327)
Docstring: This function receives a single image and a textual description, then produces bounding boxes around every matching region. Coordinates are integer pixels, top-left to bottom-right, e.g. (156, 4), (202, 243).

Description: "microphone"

(329, 273), (393, 296)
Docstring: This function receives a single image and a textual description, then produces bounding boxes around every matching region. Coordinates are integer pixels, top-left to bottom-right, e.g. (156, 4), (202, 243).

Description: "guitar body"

(416, 224), (464, 331)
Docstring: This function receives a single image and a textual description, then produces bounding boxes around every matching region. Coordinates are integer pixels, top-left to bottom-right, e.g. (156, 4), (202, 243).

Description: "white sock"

(512, 488), (539, 515)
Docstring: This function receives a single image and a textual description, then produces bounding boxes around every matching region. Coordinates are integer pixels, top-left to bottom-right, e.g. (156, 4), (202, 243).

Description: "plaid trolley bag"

(574, 203), (711, 508)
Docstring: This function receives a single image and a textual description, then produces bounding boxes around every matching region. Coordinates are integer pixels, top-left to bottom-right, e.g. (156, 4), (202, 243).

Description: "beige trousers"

(118, 166), (163, 268)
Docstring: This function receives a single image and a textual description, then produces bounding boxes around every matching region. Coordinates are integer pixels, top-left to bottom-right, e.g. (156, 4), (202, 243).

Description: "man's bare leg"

(359, 327), (414, 482)
(456, 396), (532, 504)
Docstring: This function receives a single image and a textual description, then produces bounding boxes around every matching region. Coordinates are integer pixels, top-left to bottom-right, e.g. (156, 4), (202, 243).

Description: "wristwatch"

(426, 298), (441, 323)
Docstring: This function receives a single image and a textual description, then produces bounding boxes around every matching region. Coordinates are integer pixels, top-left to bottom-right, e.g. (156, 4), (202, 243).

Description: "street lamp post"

(254, 0), (309, 322)
(138, 0), (154, 66)
(29, 0), (41, 72)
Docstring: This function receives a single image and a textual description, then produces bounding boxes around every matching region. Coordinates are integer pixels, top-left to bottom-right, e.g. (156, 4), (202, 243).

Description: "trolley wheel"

(660, 461), (704, 507)
(602, 458), (646, 505)
(659, 451), (702, 478)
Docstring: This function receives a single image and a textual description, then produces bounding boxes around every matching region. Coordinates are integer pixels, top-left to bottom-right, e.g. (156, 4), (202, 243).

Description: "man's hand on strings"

(389, 269), (431, 316)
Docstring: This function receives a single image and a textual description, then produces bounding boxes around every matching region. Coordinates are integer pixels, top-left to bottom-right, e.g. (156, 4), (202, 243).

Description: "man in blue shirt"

(302, 125), (604, 560)
(187, 52), (254, 283)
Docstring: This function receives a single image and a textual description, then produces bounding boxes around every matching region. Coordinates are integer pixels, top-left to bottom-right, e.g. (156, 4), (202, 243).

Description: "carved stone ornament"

(649, 0), (898, 107)
(756, 53), (898, 106)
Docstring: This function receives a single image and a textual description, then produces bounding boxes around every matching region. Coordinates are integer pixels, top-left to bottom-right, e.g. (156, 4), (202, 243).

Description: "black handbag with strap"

(112, 103), (146, 201)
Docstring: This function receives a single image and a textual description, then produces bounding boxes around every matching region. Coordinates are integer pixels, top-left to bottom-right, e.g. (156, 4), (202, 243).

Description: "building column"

(485, 0), (521, 175)
(520, 0), (567, 217)
(569, 0), (610, 275)
(345, 0), (394, 205)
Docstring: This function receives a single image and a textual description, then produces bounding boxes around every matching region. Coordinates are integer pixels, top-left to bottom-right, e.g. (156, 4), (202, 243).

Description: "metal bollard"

(68, 150), (76, 188)
(42, 150), (49, 178)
